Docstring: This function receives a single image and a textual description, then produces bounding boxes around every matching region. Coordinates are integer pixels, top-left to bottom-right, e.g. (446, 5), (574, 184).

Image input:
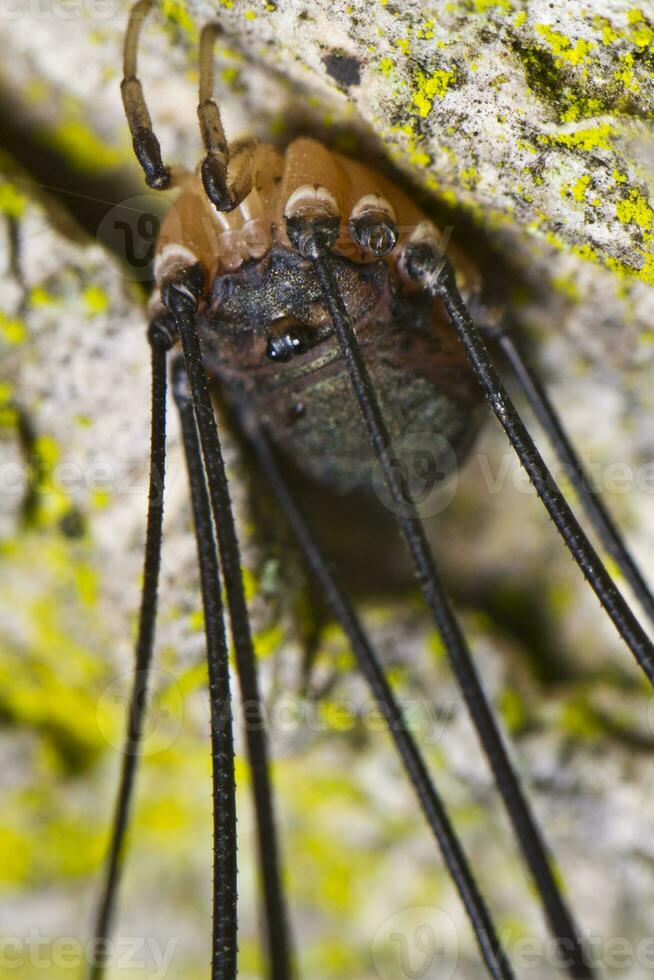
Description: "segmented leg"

(198, 24), (256, 212)
(484, 320), (654, 630)
(248, 424), (515, 980)
(121, 0), (172, 191)
(87, 316), (174, 980)
(172, 356), (238, 980)
(161, 265), (292, 980)
(402, 242), (654, 684)
(290, 216), (594, 978)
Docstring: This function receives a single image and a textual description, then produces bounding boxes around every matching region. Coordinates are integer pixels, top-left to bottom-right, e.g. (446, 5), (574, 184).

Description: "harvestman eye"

(82, 2), (654, 979)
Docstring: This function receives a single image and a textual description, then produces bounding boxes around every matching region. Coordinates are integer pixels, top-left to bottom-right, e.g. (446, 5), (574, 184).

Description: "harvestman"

(86, 3), (654, 978)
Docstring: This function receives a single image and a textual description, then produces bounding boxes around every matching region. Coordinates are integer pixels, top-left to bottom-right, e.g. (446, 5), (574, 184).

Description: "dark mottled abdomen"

(199, 247), (484, 493)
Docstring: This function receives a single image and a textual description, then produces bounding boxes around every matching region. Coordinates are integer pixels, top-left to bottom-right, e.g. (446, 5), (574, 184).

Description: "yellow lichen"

(551, 122), (615, 152)
(628, 9), (654, 48)
(499, 688), (528, 734)
(45, 120), (125, 173)
(472, 0), (512, 11)
(416, 18), (436, 40)
(82, 285), (109, 316)
(161, 0), (198, 33)
(570, 174), (591, 202)
(614, 52), (640, 92)
(0, 313), (27, 345)
(461, 165), (479, 189)
(29, 286), (55, 307)
(412, 69), (456, 117)
(615, 190), (654, 230)
(552, 275), (581, 301)
(0, 183), (27, 218)
(534, 24), (595, 66)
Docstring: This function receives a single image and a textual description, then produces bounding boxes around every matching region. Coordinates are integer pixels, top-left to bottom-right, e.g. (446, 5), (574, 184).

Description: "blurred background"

(1, 1), (654, 977)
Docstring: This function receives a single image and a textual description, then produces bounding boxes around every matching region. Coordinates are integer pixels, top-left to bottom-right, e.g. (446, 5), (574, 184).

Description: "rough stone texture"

(0, 1), (653, 979)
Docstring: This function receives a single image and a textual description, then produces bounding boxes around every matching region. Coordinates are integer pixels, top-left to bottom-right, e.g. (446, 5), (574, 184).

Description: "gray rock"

(0, 2), (653, 978)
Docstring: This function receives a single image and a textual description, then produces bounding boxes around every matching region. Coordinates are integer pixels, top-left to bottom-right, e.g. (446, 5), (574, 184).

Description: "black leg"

(172, 356), (238, 980)
(248, 424), (515, 980)
(403, 243), (654, 684)
(87, 317), (174, 980)
(486, 322), (654, 630)
(293, 229), (593, 978)
(161, 266), (292, 980)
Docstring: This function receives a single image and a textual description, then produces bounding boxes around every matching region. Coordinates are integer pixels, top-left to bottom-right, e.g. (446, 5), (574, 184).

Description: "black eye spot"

(323, 52), (362, 88)
(266, 327), (308, 363)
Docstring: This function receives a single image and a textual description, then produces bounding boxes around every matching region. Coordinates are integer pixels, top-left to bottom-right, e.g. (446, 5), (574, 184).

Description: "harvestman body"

(151, 140), (485, 490)
(87, 3), (654, 980)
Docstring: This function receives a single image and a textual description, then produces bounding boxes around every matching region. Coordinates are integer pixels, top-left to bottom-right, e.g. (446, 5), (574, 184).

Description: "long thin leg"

(161, 266), (292, 980)
(121, 0), (172, 190)
(172, 356), (238, 980)
(248, 424), (514, 980)
(197, 24), (255, 212)
(87, 318), (173, 980)
(486, 322), (654, 630)
(403, 244), (654, 683)
(292, 228), (593, 977)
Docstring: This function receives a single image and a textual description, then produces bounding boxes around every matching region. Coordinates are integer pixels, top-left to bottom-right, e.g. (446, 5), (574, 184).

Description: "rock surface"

(0, 1), (653, 978)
